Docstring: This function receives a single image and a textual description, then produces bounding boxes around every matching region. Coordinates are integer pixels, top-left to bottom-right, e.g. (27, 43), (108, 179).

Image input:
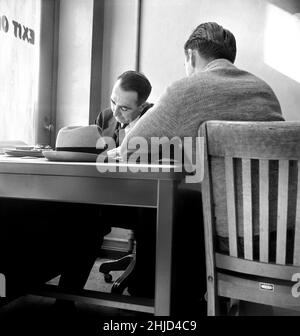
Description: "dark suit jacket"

(95, 103), (153, 146)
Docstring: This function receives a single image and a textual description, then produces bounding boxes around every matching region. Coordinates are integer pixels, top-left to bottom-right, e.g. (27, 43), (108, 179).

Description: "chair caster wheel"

(104, 273), (113, 283)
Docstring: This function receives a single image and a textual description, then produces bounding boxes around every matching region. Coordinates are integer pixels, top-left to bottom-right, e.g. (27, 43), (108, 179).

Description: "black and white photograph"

(0, 0), (300, 333)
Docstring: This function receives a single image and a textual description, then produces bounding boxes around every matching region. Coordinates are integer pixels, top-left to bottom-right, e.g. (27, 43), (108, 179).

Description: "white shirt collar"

(122, 115), (140, 134)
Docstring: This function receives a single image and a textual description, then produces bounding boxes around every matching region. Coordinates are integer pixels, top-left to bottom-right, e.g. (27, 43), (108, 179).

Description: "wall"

(54, 0), (300, 131)
(102, 0), (300, 121)
(55, 0), (94, 132)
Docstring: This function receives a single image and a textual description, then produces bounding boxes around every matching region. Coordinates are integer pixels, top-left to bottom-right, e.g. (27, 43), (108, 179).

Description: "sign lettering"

(0, 14), (35, 45)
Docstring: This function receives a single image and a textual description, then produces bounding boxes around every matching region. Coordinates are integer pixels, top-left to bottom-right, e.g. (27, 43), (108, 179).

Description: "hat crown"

(56, 125), (101, 149)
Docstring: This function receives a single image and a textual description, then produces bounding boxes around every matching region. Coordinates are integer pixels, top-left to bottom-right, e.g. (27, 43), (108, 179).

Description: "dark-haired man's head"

(184, 22), (237, 76)
(111, 70), (152, 124)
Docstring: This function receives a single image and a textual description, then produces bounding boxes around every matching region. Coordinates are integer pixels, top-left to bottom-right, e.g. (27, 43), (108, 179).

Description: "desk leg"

(154, 180), (176, 316)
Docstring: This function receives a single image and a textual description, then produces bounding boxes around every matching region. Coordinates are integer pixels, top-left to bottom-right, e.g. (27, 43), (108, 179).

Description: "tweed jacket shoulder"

(121, 59), (285, 237)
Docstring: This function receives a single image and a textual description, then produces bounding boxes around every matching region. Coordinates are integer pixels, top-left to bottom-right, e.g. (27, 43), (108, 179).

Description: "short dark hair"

(117, 70), (152, 105)
(184, 22), (236, 63)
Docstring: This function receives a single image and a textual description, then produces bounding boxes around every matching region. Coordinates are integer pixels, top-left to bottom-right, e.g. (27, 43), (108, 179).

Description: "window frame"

(36, 0), (60, 147)
(88, 0), (105, 125)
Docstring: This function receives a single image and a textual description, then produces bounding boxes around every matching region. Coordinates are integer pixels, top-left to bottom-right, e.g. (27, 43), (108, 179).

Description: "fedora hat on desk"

(43, 125), (106, 162)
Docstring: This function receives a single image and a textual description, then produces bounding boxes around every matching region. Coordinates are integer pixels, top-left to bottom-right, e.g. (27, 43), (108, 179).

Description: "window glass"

(0, 0), (40, 145)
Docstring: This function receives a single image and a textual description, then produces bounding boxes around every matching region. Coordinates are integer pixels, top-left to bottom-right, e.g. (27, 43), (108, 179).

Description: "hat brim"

(43, 150), (98, 162)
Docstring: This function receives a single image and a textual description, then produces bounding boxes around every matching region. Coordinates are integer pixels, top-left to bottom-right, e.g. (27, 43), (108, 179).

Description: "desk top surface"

(0, 155), (187, 181)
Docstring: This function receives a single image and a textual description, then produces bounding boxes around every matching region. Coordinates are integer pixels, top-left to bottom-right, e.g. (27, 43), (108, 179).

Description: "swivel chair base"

(99, 254), (136, 294)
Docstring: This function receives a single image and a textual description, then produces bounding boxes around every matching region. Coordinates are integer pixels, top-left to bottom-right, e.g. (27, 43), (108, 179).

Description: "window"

(0, 0), (41, 145)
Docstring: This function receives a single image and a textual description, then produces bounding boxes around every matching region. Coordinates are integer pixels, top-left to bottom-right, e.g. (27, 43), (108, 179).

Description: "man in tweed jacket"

(119, 22), (284, 314)
(121, 23), (283, 156)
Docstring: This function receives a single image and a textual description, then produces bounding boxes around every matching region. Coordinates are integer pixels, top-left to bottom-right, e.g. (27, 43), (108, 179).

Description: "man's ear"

(190, 50), (196, 68)
(187, 49), (196, 68)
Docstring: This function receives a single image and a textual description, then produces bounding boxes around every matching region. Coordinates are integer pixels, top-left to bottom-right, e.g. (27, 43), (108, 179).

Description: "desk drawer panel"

(0, 174), (158, 207)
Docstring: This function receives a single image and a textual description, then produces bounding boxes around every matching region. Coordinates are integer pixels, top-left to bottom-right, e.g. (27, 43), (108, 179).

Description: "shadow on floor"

(0, 258), (151, 335)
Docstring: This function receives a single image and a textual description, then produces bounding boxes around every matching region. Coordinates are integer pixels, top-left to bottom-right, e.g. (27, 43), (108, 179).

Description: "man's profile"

(95, 70), (153, 158)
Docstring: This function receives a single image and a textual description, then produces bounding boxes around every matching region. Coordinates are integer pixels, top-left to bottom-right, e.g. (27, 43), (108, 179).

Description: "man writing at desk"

(95, 70), (153, 157)
(60, 70), (155, 298)
(94, 70), (157, 297)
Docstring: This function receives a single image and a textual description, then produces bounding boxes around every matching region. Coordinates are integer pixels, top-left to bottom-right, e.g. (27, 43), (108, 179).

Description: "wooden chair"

(200, 121), (300, 316)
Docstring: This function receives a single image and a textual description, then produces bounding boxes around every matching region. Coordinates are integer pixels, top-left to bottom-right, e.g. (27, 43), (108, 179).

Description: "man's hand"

(107, 146), (121, 160)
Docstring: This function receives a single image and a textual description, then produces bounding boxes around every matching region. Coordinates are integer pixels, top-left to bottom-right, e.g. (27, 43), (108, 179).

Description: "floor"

(0, 258), (150, 335)
(234, 301), (300, 316)
(0, 257), (299, 334)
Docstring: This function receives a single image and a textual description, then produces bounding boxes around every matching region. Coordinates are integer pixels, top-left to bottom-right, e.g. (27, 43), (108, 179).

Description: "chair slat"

(276, 160), (289, 265)
(225, 157), (238, 257)
(294, 161), (300, 266)
(259, 160), (269, 262)
(242, 159), (253, 260)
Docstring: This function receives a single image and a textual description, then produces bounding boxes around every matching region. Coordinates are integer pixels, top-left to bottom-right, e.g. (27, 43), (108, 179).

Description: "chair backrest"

(200, 120), (300, 314)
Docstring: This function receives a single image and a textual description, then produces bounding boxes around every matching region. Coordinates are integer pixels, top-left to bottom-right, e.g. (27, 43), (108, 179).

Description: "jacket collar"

(203, 58), (234, 72)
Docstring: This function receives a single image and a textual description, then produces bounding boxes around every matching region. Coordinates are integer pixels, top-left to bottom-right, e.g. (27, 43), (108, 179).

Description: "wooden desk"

(0, 156), (185, 316)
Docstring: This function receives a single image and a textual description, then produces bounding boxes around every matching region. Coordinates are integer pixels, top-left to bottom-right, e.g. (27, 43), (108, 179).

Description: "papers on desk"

(3, 145), (53, 158)
(4, 149), (45, 158)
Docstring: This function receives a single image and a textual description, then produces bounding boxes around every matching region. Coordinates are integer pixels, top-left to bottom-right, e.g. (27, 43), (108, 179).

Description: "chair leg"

(228, 298), (240, 316)
(207, 295), (220, 316)
(214, 297), (239, 316)
(206, 285), (220, 316)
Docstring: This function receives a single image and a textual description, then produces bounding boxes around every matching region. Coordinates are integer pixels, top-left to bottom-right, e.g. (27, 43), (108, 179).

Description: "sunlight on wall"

(264, 3), (300, 83)
(0, 0), (40, 144)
